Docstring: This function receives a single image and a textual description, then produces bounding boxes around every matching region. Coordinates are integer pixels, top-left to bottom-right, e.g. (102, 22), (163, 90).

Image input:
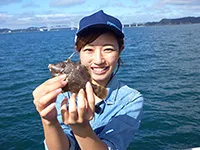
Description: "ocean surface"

(0, 24), (200, 150)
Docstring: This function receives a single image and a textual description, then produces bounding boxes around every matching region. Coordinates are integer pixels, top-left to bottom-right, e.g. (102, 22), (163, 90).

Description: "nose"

(93, 49), (105, 65)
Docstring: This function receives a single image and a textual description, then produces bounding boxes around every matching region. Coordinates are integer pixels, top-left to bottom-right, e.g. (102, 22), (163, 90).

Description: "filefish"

(48, 55), (108, 100)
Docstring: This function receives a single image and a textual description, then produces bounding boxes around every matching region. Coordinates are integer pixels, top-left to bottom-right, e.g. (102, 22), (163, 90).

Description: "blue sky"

(1, 0), (200, 29)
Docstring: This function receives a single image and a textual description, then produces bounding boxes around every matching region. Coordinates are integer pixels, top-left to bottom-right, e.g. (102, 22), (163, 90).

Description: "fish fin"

(92, 84), (108, 99)
(64, 58), (71, 63)
(67, 51), (76, 61)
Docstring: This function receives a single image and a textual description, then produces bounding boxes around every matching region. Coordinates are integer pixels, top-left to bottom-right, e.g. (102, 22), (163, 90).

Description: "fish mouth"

(48, 64), (64, 77)
(91, 66), (109, 75)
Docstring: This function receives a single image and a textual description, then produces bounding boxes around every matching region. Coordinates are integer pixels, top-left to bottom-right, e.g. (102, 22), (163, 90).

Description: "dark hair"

(75, 27), (124, 76)
(75, 27), (124, 51)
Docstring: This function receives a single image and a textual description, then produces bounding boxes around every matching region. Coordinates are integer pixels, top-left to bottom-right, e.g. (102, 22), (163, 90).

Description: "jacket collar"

(104, 75), (120, 105)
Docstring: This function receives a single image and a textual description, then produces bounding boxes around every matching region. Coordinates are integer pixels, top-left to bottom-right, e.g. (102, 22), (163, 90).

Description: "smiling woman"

(76, 29), (123, 87)
(32, 10), (144, 150)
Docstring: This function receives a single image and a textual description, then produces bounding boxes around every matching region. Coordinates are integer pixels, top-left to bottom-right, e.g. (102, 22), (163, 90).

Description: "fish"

(48, 57), (108, 100)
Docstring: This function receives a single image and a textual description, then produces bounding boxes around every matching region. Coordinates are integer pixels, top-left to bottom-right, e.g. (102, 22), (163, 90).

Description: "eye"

(104, 47), (115, 53)
(83, 48), (93, 52)
(82, 47), (94, 54)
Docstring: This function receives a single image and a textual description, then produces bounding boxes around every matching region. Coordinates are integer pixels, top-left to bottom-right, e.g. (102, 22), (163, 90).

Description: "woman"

(33, 10), (144, 150)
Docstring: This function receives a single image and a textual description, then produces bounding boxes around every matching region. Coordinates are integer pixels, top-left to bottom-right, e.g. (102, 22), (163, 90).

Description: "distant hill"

(1, 16), (200, 33)
(145, 17), (200, 26)
(0, 28), (11, 33)
(0, 26), (74, 34)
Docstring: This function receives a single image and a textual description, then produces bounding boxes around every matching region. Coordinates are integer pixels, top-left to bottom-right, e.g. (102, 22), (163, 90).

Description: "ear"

(74, 45), (81, 54)
(74, 45), (78, 50)
(119, 45), (124, 54)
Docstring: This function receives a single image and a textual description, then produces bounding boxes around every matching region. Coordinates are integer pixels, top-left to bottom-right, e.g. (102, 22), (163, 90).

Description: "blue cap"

(76, 10), (124, 38)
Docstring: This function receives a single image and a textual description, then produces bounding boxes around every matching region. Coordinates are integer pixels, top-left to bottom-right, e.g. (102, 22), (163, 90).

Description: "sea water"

(0, 24), (200, 150)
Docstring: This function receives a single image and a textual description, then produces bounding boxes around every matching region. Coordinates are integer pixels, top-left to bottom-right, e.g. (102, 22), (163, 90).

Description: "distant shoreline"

(1, 16), (200, 34)
(0, 27), (75, 34)
(124, 16), (200, 27)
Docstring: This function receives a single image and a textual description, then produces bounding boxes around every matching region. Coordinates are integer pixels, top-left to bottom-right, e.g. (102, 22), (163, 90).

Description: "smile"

(91, 66), (109, 75)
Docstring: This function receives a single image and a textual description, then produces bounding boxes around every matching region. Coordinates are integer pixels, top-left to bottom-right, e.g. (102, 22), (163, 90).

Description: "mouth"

(48, 64), (64, 77)
(91, 66), (109, 75)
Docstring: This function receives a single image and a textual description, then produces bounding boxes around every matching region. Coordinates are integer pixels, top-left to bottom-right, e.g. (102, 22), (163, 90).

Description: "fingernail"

(80, 88), (84, 92)
(72, 93), (76, 97)
(56, 88), (62, 93)
(62, 80), (67, 86)
(86, 81), (91, 88)
(59, 74), (66, 79)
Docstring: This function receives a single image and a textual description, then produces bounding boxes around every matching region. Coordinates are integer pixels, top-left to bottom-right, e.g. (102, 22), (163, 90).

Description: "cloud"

(155, 0), (200, 8)
(160, 0), (200, 5)
(1, 0), (200, 29)
(110, 0), (125, 7)
(117, 0), (200, 24)
(34, 13), (83, 27)
(21, 1), (40, 8)
(0, 0), (22, 6)
(0, 13), (13, 23)
(0, 11), (83, 29)
(162, 0), (200, 12)
(146, 0), (200, 20)
(131, 0), (138, 3)
(50, 0), (85, 7)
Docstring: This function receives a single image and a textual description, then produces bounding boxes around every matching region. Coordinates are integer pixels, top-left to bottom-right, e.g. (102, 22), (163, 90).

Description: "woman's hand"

(61, 81), (95, 127)
(33, 74), (67, 125)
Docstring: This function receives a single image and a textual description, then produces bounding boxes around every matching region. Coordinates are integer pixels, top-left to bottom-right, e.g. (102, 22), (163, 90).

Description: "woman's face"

(79, 32), (122, 87)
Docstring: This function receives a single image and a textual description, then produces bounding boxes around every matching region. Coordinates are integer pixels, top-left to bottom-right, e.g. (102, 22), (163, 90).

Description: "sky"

(1, 0), (200, 29)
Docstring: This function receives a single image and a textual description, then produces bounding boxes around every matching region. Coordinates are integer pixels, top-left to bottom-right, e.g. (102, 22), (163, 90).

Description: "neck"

(92, 76), (112, 88)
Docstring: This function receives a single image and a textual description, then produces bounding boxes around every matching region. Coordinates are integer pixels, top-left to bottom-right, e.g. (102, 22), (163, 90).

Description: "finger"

(33, 75), (67, 100)
(40, 102), (56, 119)
(77, 89), (86, 121)
(45, 74), (67, 85)
(68, 93), (78, 123)
(33, 74), (66, 95)
(33, 74), (65, 96)
(42, 76), (67, 94)
(86, 82), (95, 113)
(36, 88), (62, 111)
(61, 97), (69, 124)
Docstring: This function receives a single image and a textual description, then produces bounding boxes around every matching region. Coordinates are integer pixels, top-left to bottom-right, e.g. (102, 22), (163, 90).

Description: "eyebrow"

(86, 44), (115, 47)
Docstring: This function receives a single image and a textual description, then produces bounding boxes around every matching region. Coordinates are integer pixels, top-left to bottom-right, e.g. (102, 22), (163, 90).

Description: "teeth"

(92, 67), (108, 73)
(94, 68), (104, 72)
(93, 67), (106, 71)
